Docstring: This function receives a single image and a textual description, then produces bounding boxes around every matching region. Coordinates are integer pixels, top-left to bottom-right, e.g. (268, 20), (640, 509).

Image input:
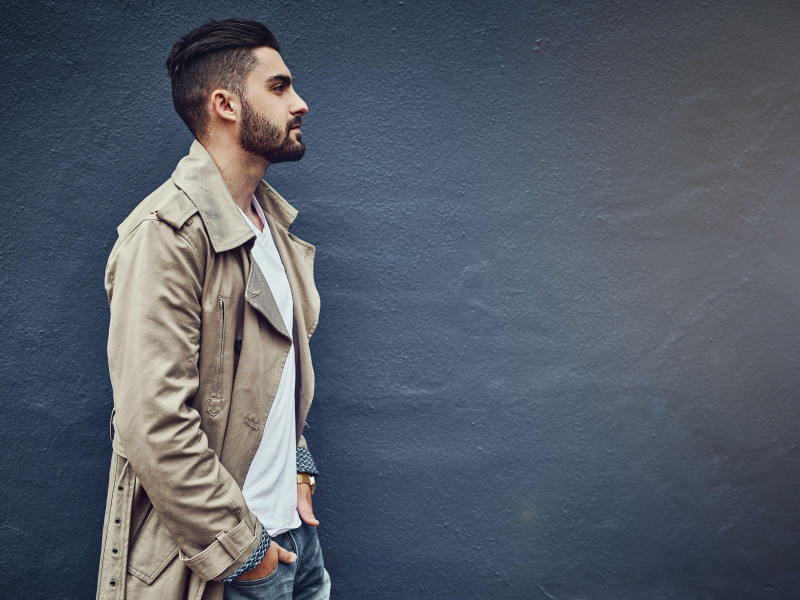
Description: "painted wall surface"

(2, 1), (800, 598)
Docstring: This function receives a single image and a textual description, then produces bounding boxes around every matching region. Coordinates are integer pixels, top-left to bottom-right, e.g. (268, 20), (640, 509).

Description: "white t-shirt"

(237, 197), (301, 535)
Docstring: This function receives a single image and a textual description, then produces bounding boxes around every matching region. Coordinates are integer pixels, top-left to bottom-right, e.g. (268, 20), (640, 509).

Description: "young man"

(96, 19), (330, 600)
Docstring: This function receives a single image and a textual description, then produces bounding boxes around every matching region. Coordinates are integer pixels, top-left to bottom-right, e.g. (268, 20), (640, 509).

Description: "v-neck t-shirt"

(236, 197), (301, 535)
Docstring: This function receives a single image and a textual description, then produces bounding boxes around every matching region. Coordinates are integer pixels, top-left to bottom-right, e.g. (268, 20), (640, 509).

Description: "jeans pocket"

(228, 532), (295, 588)
(228, 564), (281, 587)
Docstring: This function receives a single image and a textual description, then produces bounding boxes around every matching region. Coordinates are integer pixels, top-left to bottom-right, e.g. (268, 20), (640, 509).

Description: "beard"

(239, 99), (306, 163)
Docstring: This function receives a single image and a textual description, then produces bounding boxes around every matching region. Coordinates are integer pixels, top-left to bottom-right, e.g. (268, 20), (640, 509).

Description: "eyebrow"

(265, 75), (292, 87)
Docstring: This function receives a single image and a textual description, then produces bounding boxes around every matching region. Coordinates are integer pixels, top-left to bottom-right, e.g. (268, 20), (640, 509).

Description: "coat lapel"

(267, 216), (320, 342)
(244, 256), (291, 341)
(266, 214), (321, 440)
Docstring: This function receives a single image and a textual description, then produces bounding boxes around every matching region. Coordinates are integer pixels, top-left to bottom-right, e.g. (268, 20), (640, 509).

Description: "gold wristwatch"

(297, 473), (316, 495)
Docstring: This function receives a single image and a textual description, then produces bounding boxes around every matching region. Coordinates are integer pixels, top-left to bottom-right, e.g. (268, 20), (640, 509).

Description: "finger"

(273, 542), (297, 563)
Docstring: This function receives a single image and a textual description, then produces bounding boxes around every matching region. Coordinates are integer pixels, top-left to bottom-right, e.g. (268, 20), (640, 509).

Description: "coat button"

(117, 485), (124, 491)
(109, 580), (117, 587)
(114, 518), (121, 525)
(112, 548), (119, 555)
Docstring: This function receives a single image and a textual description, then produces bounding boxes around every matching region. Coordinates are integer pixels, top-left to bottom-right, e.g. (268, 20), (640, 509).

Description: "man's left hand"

(297, 482), (319, 526)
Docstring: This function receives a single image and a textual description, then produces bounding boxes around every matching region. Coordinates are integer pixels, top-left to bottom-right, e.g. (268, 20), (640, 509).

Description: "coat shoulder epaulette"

(155, 191), (198, 230)
(116, 180), (199, 240)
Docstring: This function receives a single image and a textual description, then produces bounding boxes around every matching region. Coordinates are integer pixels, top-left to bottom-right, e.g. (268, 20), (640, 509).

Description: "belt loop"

(215, 531), (240, 558)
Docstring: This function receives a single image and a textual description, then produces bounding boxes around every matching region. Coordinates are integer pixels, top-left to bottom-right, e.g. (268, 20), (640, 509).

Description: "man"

(96, 19), (330, 600)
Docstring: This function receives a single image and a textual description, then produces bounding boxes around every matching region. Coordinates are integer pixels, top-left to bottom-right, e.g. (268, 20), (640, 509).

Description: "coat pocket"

(127, 508), (180, 584)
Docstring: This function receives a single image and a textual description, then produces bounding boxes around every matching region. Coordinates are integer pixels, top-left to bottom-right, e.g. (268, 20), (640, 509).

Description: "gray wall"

(2, 1), (800, 598)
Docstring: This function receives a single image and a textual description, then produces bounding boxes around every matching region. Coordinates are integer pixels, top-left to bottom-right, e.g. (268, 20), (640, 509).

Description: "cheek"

(266, 107), (291, 129)
(247, 96), (286, 122)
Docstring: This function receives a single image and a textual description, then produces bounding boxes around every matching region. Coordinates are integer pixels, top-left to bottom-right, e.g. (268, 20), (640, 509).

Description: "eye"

(273, 84), (285, 93)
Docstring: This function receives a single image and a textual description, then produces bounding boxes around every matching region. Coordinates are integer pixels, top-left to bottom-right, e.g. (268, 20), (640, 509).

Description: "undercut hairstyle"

(166, 18), (281, 140)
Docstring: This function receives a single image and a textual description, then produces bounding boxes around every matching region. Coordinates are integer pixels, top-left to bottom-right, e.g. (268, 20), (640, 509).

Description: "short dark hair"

(166, 18), (281, 140)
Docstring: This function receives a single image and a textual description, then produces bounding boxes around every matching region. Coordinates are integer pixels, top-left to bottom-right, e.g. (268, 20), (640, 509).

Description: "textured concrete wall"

(2, 1), (800, 598)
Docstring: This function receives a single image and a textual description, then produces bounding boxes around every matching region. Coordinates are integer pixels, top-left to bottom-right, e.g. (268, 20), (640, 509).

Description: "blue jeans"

(224, 523), (330, 600)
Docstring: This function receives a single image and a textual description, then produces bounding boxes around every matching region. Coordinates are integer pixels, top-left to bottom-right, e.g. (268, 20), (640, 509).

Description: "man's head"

(166, 18), (307, 163)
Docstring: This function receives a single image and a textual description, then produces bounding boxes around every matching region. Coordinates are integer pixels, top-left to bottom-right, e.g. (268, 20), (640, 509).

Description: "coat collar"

(171, 140), (299, 253)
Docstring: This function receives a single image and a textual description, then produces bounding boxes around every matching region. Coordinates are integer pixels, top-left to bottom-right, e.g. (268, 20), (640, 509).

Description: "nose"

(290, 89), (308, 116)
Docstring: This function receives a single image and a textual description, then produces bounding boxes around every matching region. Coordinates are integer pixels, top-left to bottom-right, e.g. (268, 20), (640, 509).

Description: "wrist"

(220, 525), (271, 582)
(297, 472), (316, 495)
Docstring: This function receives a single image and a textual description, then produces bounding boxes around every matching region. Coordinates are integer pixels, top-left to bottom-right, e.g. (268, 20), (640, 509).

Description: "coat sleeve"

(106, 216), (260, 582)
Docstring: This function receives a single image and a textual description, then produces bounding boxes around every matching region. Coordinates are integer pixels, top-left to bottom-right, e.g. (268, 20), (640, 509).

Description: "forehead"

(249, 46), (291, 79)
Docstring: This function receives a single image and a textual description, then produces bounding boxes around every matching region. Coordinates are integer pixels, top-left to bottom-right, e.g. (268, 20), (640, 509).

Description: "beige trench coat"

(96, 141), (321, 600)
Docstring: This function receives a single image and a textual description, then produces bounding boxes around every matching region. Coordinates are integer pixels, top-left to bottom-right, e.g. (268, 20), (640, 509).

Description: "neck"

(202, 137), (271, 212)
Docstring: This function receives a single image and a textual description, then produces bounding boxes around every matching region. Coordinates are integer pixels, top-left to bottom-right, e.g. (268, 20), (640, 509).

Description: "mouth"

(289, 118), (302, 133)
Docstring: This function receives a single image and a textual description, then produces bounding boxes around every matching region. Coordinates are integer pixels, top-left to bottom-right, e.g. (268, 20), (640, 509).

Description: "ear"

(209, 88), (240, 124)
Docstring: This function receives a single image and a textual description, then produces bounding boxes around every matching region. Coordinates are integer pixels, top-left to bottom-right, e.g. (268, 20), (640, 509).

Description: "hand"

(297, 482), (319, 526)
(236, 541), (296, 581)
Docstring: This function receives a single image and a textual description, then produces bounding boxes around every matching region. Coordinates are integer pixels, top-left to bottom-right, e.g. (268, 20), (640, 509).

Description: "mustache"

(288, 117), (302, 131)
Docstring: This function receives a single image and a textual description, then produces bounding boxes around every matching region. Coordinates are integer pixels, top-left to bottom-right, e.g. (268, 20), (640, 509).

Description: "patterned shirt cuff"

(221, 525), (271, 582)
(296, 446), (319, 476)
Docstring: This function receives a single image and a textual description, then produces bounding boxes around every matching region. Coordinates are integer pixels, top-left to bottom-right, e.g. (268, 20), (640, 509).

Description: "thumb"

(273, 541), (297, 564)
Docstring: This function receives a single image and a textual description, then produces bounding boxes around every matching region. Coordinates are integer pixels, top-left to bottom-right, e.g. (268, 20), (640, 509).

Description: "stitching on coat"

(175, 226), (204, 382)
(176, 229), (202, 278)
(183, 328), (200, 380)
(117, 215), (158, 244)
(97, 453), (121, 593)
(127, 547), (179, 583)
(219, 481), (245, 520)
